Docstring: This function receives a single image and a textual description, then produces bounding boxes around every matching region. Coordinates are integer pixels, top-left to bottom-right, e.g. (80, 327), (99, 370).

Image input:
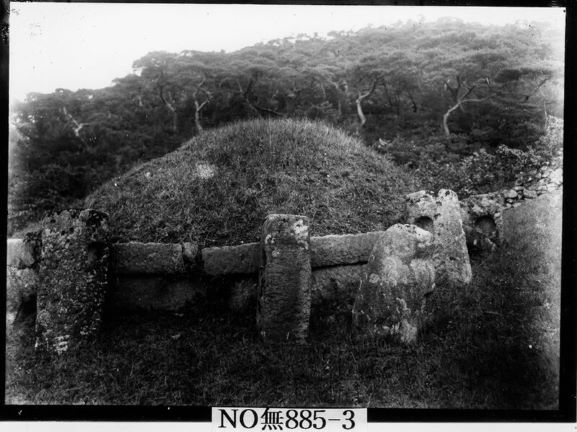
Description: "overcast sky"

(10, 3), (565, 106)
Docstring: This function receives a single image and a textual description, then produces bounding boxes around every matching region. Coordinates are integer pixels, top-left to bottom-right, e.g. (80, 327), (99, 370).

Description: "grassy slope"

(85, 118), (420, 246)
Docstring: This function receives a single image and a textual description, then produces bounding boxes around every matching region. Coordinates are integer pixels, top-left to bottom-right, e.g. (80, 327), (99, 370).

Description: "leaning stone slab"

(35, 209), (110, 355)
(310, 232), (383, 268)
(112, 242), (198, 275)
(406, 189), (472, 285)
(352, 224), (436, 344)
(257, 214), (312, 343)
(202, 242), (260, 275)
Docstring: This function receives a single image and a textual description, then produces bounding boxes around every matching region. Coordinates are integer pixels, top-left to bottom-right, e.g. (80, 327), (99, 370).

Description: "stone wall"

(460, 156), (563, 252)
(6, 230), (379, 317)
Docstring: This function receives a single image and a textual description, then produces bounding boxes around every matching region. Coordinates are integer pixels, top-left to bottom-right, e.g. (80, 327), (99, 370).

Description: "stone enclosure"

(6, 179), (562, 353)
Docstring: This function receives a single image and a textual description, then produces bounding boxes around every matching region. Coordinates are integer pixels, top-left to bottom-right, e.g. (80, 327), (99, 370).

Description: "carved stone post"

(257, 214), (311, 343)
(406, 189), (472, 285)
(35, 209), (110, 354)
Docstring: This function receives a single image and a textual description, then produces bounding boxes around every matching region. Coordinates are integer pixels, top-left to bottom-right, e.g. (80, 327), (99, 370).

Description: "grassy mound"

(86, 119), (421, 246)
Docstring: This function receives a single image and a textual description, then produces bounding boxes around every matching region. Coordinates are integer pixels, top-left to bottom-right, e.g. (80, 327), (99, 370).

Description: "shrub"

(375, 116), (563, 198)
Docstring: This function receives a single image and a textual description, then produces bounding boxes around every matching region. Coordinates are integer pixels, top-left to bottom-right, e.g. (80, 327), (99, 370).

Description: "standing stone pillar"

(406, 189), (472, 285)
(257, 214), (311, 343)
(35, 209), (110, 354)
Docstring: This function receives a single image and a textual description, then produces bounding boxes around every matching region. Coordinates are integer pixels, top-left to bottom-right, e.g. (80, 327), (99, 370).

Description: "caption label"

(213, 408), (367, 431)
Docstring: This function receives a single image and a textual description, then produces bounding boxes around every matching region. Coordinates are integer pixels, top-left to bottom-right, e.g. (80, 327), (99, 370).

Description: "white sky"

(10, 3), (566, 106)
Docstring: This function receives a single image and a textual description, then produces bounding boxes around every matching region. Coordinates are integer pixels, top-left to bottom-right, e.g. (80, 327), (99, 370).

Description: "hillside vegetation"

(9, 18), (564, 233)
(86, 119), (420, 246)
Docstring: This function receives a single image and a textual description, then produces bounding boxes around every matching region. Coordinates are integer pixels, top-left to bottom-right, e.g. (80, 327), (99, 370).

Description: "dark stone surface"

(202, 242), (260, 275)
(109, 275), (207, 311)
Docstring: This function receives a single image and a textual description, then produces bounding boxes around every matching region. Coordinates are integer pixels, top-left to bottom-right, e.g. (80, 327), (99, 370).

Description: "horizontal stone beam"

(111, 242), (198, 275)
(202, 231), (383, 276)
(7, 231), (383, 277)
(310, 231), (383, 268)
(202, 242), (261, 275)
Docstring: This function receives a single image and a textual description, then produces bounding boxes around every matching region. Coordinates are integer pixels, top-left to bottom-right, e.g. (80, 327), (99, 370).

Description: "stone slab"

(310, 232), (382, 268)
(112, 242), (198, 275)
(202, 242), (260, 276)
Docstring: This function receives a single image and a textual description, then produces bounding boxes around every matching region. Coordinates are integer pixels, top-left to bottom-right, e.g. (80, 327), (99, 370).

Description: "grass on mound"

(85, 118), (421, 246)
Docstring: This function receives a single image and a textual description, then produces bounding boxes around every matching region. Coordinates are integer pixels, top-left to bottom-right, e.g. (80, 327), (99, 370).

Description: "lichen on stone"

(35, 209), (110, 355)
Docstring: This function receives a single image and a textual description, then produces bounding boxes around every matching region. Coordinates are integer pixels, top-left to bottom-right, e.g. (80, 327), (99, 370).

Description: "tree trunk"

(194, 106), (203, 134)
(159, 89), (178, 133)
(356, 96), (367, 127)
(193, 98), (208, 134)
(442, 103), (461, 137)
(170, 110), (178, 133)
(355, 80), (378, 128)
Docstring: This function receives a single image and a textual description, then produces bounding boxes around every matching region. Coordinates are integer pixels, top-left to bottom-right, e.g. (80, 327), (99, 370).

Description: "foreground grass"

(6, 247), (560, 408)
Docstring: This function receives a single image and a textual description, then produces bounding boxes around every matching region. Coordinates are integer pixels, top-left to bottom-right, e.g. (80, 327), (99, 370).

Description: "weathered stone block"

(112, 242), (198, 274)
(202, 242), (260, 275)
(6, 232), (41, 269)
(6, 267), (38, 325)
(405, 190), (437, 232)
(257, 214), (312, 343)
(35, 209), (110, 355)
(407, 189), (472, 285)
(460, 193), (504, 253)
(352, 224), (436, 344)
(310, 232), (382, 267)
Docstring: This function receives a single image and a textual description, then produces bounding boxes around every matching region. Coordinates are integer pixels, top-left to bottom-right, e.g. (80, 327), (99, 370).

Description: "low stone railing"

(7, 211), (385, 351)
(8, 229), (378, 314)
(9, 183), (561, 353)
